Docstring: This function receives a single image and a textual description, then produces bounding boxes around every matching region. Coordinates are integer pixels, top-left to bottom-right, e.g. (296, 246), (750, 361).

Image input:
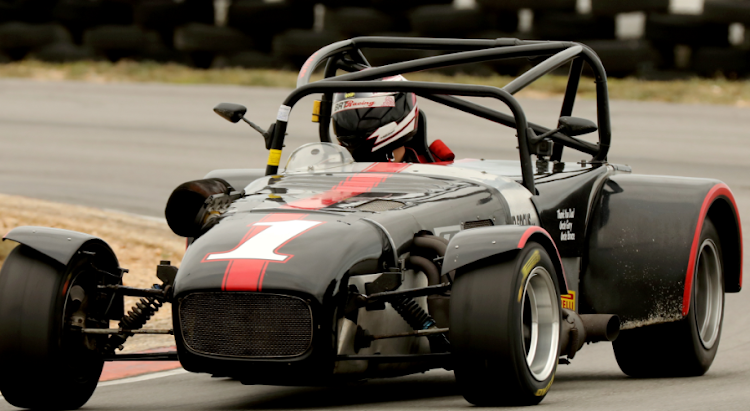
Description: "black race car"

(0, 37), (743, 409)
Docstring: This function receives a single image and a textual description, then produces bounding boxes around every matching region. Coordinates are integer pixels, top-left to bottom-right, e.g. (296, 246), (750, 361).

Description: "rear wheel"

(613, 218), (724, 377)
(450, 242), (561, 406)
(0, 245), (111, 410)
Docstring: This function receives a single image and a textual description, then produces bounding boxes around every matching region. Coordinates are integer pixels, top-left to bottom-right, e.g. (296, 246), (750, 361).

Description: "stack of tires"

(407, 1), (519, 75)
(0, 0), (747, 78)
(0, 0), (217, 65)
(694, 0), (750, 78)
(583, 0), (668, 78)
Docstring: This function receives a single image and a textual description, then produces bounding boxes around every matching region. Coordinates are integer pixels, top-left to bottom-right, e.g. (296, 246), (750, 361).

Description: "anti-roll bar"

(265, 81), (537, 193)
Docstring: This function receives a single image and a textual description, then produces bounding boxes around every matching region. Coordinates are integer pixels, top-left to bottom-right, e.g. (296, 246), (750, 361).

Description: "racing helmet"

(331, 76), (419, 162)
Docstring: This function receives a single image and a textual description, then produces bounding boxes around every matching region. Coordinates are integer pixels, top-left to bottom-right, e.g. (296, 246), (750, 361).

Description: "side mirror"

(558, 116), (597, 137)
(213, 103), (247, 123)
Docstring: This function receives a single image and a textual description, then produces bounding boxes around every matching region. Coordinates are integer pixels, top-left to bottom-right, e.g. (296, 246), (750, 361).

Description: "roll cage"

(266, 37), (612, 194)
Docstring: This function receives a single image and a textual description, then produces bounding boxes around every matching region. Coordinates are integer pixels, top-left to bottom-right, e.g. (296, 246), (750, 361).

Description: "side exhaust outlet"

(560, 309), (620, 359)
(580, 314), (620, 343)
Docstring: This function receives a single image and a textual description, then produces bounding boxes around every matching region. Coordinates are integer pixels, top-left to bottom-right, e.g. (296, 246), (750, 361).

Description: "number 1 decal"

(206, 220), (323, 262)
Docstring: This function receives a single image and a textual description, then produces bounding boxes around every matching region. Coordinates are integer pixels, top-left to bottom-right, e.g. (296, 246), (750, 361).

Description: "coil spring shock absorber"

(104, 289), (164, 353)
(391, 295), (450, 352)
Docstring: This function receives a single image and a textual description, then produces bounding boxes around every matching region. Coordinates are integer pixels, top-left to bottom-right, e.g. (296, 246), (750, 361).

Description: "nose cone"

(173, 211), (385, 302)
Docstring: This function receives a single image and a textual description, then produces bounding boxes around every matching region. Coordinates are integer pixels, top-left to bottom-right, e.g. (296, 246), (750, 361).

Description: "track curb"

(100, 346), (182, 382)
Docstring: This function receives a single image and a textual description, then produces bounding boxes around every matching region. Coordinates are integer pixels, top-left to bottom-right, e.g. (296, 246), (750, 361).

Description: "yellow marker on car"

(268, 149), (282, 166)
(312, 100), (321, 123)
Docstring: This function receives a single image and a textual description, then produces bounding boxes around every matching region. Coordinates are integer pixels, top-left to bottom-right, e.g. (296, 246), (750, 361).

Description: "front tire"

(0, 245), (109, 410)
(450, 242), (562, 406)
(613, 218), (725, 377)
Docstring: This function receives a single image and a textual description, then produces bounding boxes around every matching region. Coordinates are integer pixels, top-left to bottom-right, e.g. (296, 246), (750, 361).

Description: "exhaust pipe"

(560, 309), (620, 359)
(580, 314), (620, 343)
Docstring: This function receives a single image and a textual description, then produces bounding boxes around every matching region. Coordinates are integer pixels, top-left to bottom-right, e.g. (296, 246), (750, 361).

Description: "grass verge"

(0, 194), (183, 351)
(1, 60), (749, 106)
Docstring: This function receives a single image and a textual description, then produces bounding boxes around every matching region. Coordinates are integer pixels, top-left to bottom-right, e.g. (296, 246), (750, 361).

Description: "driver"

(331, 76), (420, 163)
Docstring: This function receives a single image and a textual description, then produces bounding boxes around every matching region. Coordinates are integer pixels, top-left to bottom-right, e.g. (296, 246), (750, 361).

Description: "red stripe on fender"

(682, 183), (742, 316)
(518, 226), (568, 291)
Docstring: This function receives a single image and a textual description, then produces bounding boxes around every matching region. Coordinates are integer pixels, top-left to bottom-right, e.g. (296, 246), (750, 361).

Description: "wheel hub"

(521, 267), (559, 381)
(694, 239), (722, 350)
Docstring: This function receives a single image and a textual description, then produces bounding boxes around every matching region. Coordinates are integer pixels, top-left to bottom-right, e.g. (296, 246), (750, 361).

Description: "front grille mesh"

(179, 293), (312, 358)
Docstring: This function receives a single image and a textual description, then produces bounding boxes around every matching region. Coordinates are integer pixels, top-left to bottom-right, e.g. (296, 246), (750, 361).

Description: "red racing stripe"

(212, 163), (410, 290)
(682, 183), (742, 316)
(363, 162), (410, 173)
(283, 162), (409, 210)
(203, 213), (309, 291)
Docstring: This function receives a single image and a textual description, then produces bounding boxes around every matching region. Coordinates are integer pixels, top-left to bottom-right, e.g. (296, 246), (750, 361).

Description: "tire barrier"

(590, 0), (669, 16)
(0, 0), (746, 78)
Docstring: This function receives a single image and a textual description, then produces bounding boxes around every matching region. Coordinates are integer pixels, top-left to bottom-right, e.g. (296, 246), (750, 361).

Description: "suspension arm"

(103, 352), (179, 362)
(82, 328), (173, 335)
(98, 284), (169, 300)
(362, 283), (451, 306)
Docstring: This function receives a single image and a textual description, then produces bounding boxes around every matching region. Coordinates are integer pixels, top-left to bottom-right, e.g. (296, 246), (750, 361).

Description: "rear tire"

(613, 218), (724, 377)
(450, 242), (561, 406)
(0, 245), (109, 410)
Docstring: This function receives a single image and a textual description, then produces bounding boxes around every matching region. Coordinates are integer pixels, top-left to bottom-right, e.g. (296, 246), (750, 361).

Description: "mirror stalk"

(241, 117), (269, 137)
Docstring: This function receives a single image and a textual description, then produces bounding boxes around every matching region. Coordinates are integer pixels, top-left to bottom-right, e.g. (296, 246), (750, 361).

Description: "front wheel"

(0, 245), (111, 410)
(613, 218), (725, 377)
(450, 242), (562, 406)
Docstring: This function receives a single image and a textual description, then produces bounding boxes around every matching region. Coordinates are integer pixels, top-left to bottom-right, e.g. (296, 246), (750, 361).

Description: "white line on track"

(98, 368), (189, 387)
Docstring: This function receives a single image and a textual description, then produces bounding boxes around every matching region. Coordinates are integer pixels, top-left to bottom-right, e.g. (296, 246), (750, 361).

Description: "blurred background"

(0, 0), (748, 79)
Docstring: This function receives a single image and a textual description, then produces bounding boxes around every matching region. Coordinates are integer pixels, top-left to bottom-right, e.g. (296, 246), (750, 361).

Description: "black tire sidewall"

(500, 243), (561, 400)
(685, 218), (724, 372)
(452, 242), (561, 405)
(0, 245), (103, 409)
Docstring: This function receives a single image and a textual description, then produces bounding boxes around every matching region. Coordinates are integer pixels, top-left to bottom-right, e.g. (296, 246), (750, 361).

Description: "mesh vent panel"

(463, 219), (494, 229)
(355, 200), (404, 212)
(179, 293), (312, 358)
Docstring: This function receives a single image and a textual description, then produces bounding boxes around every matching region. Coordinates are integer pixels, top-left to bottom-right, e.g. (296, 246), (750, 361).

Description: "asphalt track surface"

(1, 79), (749, 410)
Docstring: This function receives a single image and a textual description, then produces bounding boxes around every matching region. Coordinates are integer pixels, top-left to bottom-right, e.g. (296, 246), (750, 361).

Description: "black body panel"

(173, 212), (384, 300)
(582, 174), (737, 327)
(2, 226), (123, 320)
(3, 226), (118, 268)
(533, 164), (612, 257)
(442, 224), (567, 291)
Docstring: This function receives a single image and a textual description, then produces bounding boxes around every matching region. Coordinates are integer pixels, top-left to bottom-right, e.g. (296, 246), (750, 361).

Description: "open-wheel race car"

(0, 37), (743, 409)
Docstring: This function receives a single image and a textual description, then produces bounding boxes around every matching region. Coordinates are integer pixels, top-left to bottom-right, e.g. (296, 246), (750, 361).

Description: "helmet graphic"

(332, 76), (418, 162)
